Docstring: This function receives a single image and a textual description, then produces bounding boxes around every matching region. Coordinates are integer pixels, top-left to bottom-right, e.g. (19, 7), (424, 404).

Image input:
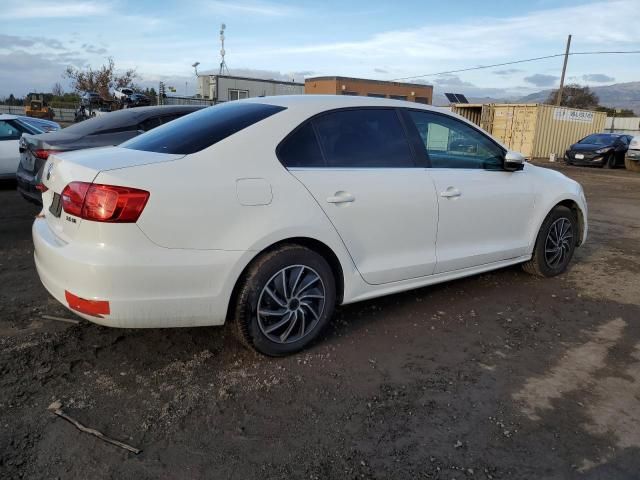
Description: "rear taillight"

(61, 182), (150, 223)
(33, 149), (60, 160)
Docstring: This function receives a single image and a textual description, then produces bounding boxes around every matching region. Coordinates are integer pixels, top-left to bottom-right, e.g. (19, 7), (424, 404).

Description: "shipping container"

(451, 103), (607, 159)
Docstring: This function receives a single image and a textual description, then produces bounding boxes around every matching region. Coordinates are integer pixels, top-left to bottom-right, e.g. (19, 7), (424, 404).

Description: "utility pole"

(555, 34), (572, 106)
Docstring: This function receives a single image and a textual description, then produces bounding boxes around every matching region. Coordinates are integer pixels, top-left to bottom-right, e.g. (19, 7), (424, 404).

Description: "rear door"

(280, 108), (438, 285)
(403, 109), (535, 273)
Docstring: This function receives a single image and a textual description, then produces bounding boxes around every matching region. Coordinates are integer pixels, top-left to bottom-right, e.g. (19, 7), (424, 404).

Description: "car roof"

(0, 113), (20, 120)
(239, 95), (492, 145)
(244, 94), (441, 112)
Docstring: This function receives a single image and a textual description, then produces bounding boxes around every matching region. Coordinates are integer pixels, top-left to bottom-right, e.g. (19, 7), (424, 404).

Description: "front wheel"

(604, 152), (616, 169)
(232, 245), (336, 356)
(522, 206), (577, 277)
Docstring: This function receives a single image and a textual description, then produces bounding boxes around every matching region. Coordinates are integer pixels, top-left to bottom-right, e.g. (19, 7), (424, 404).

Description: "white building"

(197, 74), (304, 102)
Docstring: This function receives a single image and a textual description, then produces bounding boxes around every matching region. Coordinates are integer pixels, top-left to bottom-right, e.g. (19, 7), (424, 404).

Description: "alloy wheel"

(257, 265), (326, 344)
(544, 218), (573, 269)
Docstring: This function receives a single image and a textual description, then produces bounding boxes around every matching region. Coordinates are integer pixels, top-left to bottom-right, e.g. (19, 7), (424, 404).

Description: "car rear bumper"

(33, 217), (248, 328)
(16, 168), (42, 204)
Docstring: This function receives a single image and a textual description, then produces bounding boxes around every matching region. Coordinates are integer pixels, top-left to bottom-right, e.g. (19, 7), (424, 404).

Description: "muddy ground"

(1, 163), (639, 479)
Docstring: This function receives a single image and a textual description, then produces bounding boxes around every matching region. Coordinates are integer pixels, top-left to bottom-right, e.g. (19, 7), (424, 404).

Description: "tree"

(595, 106), (635, 117)
(64, 57), (137, 98)
(52, 82), (64, 97)
(545, 84), (599, 110)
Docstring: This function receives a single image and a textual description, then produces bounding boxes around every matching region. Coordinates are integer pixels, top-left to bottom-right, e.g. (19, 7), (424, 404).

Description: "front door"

(404, 109), (535, 273)
(277, 108), (438, 285)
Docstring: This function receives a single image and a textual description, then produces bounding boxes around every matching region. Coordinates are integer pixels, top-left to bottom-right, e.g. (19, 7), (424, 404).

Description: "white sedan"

(33, 96), (587, 355)
(0, 114), (43, 179)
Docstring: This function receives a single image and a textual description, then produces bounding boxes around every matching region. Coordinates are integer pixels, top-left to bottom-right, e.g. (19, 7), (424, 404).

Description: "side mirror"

(504, 151), (525, 171)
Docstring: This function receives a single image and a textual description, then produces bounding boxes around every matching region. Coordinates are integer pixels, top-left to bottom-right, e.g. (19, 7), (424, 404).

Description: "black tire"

(232, 244), (336, 356)
(625, 156), (640, 172)
(604, 152), (616, 169)
(522, 206), (577, 277)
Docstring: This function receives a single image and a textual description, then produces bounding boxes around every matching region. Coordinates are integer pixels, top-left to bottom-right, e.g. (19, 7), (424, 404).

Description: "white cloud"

(259, 0), (640, 69)
(202, 0), (299, 17)
(1, 1), (112, 19)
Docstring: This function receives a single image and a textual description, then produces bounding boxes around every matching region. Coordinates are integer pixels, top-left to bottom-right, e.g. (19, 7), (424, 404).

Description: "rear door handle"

(440, 187), (461, 198)
(327, 191), (355, 204)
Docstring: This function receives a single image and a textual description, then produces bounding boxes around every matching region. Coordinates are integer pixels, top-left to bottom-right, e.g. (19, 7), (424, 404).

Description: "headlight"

(595, 147), (611, 154)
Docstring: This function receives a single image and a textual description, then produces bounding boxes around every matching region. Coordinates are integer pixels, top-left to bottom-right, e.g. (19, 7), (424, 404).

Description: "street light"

(192, 62), (200, 77)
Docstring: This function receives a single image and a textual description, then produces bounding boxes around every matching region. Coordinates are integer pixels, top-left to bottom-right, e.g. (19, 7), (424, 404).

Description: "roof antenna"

(219, 23), (229, 75)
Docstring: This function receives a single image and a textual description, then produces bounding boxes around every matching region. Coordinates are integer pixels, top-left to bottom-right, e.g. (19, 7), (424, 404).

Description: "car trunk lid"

(41, 147), (183, 243)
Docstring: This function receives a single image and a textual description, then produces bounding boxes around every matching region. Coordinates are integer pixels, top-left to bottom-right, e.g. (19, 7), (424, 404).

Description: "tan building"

(305, 76), (433, 104)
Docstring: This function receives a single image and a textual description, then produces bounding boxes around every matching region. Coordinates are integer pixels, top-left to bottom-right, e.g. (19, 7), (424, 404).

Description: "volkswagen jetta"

(33, 96), (587, 355)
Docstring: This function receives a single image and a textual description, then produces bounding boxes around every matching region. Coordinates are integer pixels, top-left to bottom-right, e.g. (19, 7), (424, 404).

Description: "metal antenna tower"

(219, 23), (229, 75)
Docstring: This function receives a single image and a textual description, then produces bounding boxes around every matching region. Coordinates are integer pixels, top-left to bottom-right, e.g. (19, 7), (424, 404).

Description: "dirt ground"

(1, 163), (640, 480)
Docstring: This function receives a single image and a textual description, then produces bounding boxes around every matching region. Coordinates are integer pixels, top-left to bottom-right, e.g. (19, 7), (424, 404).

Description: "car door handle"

(327, 191), (355, 204)
(440, 187), (461, 198)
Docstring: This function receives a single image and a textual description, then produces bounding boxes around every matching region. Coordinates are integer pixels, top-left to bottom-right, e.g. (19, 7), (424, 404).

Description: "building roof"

(305, 76), (433, 89)
(198, 74), (303, 86)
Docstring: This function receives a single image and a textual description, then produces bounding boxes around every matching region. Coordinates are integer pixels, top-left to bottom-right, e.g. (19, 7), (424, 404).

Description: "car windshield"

(579, 134), (618, 145)
(121, 102), (286, 155)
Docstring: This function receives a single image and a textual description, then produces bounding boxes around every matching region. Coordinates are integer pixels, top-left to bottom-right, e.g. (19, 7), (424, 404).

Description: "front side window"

(407, 110), (504, 169)
(312, 109), (415, 168)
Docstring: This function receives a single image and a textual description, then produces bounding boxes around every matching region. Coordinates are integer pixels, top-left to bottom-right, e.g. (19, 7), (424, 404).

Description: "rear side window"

(312, 109), (414, 168)
(122, 102), (286, 155)
(277, 122), (324, 168)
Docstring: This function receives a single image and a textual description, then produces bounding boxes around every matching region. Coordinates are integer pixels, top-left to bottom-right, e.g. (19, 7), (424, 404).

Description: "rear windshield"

(121, 102), (286, 155)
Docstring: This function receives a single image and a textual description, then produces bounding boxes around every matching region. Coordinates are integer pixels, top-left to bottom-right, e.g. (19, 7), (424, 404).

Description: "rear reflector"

(65, 290), (110, 317)
(61, 181), (150, 223)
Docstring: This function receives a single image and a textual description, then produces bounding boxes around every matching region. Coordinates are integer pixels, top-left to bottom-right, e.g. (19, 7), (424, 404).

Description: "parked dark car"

(125, 93), (151, 108)
(565, 133), (633, 168)
(16, 105), (204, 204)
(80, 91), (102, 107)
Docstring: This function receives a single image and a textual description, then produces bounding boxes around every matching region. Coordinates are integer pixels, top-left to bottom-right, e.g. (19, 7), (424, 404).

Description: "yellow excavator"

(24, 93), (55, 120)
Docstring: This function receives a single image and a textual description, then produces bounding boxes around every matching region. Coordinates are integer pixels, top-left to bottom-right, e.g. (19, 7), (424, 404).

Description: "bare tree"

(64, 57), (137, 98)
(52, 82), (64, 97)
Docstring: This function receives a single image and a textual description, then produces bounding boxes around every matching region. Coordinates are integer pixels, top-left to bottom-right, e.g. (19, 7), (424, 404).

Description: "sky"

(1, 0), (639, 101)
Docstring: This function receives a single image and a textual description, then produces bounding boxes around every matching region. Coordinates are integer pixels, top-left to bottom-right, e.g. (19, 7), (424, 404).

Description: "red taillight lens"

(61, 182), (150, 223)
(61, 182), (90, 217)
(33, 149), (60, 160)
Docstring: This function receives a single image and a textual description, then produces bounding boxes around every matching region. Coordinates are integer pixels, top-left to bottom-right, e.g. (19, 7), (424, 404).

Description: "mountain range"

(434, 82), (640, 114)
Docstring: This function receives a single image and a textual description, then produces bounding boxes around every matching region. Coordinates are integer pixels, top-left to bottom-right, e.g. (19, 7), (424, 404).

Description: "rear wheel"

(232, 244), (336, 356)
(522, 206), (577, 277)
(625, 156), (640, 172)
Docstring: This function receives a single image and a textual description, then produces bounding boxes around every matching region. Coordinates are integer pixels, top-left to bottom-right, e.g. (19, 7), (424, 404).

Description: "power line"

(392, 50), (640, 81)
